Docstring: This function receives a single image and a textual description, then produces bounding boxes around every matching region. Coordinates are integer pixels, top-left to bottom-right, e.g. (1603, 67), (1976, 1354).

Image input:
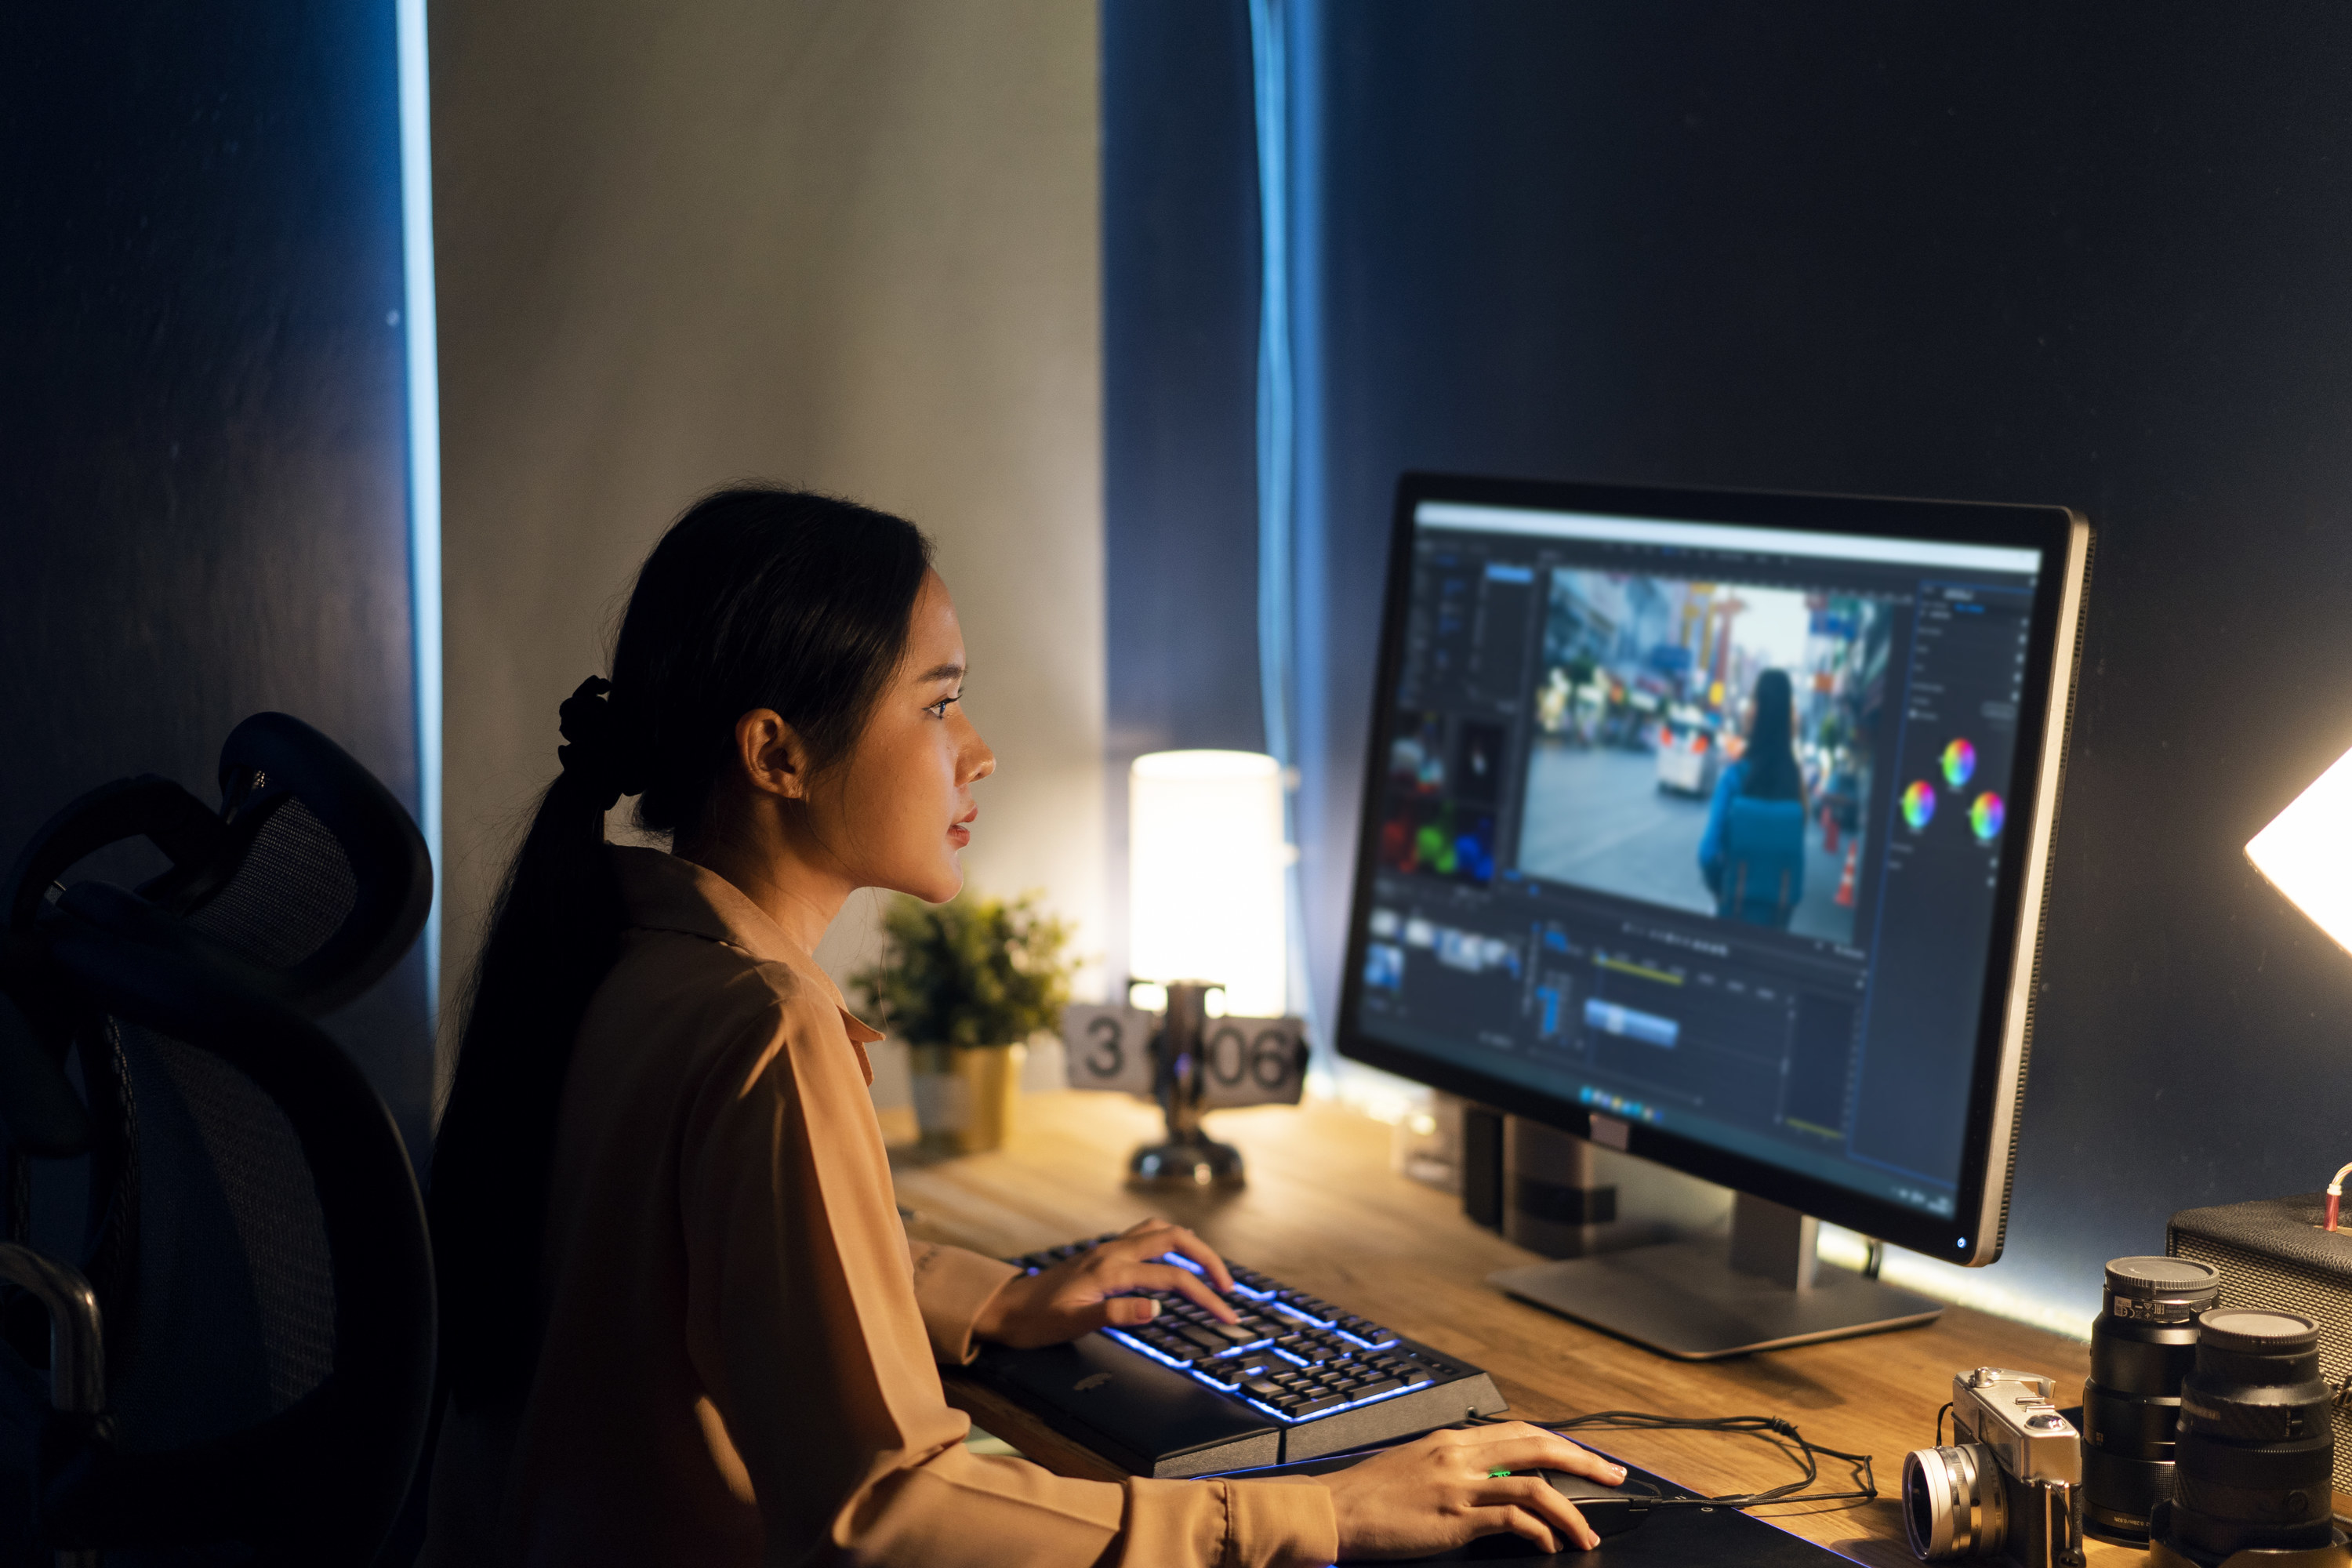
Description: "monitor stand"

(1489, 1192), (1944, 1360)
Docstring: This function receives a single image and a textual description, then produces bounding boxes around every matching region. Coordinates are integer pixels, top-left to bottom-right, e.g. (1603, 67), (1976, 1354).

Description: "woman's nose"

(962, 728), (996, 785)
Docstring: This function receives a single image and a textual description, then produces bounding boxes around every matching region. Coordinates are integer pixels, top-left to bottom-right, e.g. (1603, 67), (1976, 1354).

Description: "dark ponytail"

(430, 485), (933, 1408)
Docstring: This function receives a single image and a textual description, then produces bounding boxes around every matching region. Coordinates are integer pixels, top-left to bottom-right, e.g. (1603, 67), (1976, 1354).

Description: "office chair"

(0, 713), (435, 1565)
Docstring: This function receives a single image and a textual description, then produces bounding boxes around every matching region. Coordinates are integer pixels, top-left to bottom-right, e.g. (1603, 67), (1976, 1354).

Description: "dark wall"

(1110, 2), (2352, 1319)
(2, 5), (430, 1160)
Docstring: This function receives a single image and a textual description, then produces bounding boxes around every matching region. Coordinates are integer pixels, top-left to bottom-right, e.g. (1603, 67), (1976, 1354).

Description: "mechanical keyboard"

(966, 1235), (1506, 1477)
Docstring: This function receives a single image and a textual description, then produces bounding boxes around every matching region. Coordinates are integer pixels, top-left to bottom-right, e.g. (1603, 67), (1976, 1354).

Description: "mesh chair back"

(104, 1016), (337, 1450)
(27, 920), (433, 1563)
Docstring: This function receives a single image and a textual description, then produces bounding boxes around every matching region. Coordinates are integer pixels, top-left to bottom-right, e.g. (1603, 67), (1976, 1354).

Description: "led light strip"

(394, 0), (444, 1009)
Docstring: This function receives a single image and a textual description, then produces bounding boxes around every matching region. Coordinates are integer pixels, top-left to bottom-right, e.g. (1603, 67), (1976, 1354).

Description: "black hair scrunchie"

(557, 676), (648, 811)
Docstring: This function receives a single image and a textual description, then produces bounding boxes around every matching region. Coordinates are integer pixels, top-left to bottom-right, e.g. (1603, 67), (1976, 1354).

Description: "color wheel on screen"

(1969, 791), (2005, 841)
(1941, 738), (1976, 788)
(1901, 780), (1936, 830)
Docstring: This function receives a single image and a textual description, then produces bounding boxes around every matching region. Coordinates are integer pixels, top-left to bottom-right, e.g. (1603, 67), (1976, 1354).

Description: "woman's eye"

(927, 695), (962, 719)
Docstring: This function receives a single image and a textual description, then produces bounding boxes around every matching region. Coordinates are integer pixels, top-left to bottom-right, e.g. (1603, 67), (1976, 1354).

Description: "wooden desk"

(893, 1091), (2139, 1568)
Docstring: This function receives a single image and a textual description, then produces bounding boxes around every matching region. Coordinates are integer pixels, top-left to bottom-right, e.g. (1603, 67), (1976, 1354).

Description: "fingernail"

(1610, 1465), (1627, 1480)
(1141, 1300), (1160, 1320)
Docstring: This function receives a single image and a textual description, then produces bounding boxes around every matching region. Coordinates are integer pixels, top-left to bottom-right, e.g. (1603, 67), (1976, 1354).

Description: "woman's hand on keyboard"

(972, 1218), (1240, 1348)
(1316, 1423), (1623, 1558)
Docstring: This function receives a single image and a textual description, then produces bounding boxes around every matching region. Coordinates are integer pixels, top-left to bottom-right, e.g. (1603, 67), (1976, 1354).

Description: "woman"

(423, 486), (1621, 1566)
(1698, 667), (1809, 927)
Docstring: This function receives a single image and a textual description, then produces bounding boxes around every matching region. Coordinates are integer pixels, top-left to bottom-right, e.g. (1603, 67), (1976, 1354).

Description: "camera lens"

(1903, 1443), (2008, 1560)
(2082, 1255), (2219, 1541)
(2155, 1308), (2339, 1565)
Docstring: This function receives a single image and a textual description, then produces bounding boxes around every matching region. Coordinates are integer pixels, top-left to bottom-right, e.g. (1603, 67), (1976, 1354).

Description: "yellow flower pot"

(909, 1043), (1025, 1156)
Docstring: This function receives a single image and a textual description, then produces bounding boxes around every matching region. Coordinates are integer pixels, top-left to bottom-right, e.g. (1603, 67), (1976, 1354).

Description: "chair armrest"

(0, 1243), (101, 1415)
(0, 1246), (102, 1567)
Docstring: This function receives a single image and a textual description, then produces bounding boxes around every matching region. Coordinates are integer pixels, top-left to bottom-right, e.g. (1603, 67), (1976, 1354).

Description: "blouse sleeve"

(677, 984), (1339, 1568)
(908, 1240), (1020, 1365)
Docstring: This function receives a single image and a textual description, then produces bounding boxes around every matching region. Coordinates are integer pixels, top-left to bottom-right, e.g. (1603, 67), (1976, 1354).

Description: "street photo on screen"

(1514, 569), (1892, 944)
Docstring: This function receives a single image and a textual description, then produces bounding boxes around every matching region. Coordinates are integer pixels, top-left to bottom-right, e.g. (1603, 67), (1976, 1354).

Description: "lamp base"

(1128, 1134), (1245, 1188)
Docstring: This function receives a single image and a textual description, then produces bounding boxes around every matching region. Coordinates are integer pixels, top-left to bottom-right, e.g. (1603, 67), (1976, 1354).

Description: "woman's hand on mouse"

(1315, 1423), (1624, 1558)
(971, 1218), (1240, 1349)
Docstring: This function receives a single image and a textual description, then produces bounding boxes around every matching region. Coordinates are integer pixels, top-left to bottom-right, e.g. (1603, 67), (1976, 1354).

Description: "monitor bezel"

(1336, 471), (2091, 1268)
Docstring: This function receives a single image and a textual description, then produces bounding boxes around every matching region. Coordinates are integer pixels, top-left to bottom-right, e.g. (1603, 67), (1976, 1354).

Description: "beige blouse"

(424, 846), (1338, 1567)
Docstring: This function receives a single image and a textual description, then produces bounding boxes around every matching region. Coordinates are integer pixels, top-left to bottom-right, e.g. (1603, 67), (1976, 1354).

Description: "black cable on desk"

(1465, 1409), (1878, 1512)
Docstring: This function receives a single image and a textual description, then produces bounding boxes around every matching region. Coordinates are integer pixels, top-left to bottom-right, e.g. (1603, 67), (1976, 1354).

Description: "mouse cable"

(1465, 1409), (1878, 1511)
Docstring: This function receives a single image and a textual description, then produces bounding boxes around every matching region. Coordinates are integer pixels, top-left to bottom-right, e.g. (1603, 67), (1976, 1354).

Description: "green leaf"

(847, 889), (1080, 1049)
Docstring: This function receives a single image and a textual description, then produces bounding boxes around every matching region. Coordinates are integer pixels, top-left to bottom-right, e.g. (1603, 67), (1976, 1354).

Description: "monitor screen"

(1339, 476), (2089, 1263)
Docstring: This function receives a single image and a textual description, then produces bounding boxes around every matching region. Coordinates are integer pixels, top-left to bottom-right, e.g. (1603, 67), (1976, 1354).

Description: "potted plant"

(851, 891), (1077, 1155)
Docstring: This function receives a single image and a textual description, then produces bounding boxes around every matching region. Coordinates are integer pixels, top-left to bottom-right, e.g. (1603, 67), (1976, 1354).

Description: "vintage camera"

(1904, 1367), (2086, 1567)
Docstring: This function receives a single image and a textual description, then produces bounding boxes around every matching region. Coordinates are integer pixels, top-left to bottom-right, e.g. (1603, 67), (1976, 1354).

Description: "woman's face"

(813, 570), (995, 902)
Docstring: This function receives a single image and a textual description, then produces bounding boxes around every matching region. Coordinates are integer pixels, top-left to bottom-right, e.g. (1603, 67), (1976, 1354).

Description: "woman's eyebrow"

(915, 661), (965, 684)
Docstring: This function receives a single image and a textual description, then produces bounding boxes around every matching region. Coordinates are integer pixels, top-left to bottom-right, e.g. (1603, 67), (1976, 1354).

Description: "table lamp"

(2249, 739), (2352, 1228)
(1129, 750), (1289, 1018)
(1123, 750), (1290, 1184)
(2246, 741), (2352, 956)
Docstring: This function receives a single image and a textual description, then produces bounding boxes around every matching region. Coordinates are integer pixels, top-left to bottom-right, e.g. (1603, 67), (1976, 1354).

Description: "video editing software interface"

(1356, 501), (2045, 1221)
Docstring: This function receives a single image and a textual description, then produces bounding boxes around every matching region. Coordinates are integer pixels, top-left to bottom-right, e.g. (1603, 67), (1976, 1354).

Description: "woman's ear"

(735, 709), (812, 801)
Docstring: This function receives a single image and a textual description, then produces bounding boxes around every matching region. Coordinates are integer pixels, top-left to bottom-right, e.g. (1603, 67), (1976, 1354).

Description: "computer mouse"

(1537, 1470), (1655, 1539)
(1376, 1472), (1659, 1560)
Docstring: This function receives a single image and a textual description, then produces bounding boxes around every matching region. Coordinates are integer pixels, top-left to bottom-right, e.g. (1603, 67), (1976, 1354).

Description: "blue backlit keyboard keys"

(993, 1237), (1504, 1462)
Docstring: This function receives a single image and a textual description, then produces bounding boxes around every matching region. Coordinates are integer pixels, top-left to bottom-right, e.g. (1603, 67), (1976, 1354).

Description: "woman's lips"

(947, 822), (972, 848)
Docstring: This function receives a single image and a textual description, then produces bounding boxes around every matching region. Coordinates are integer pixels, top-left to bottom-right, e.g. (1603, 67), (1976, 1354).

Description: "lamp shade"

(2247, 741), (2352, 955)
(1129, 750), (1288, 1018)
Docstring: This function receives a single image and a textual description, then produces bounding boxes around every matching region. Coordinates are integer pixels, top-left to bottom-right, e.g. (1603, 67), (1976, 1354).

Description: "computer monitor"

(1338, 473), (2091, 1357)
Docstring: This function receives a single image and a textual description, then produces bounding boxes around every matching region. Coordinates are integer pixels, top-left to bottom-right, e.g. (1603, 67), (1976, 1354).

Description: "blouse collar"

(612, 844), (887, 1055)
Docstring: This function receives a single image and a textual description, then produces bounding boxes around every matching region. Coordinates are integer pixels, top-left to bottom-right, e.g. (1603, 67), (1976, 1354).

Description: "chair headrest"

(147, 712), (434, 1013)
(0, 713), (432, 1157)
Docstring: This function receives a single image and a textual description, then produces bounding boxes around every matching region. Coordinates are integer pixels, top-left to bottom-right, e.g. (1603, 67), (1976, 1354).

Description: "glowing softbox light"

(1129, 750), (1288, 1018)
(2247, 742), (2352, 955)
